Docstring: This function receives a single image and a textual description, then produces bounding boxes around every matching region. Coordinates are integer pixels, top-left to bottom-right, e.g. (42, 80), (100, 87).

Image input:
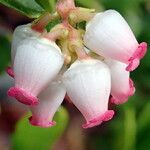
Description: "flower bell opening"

(8, 87), (39, 105)
(110, 78), (135, 105)
(29, 116), (56, 128)
(126, 42), (147, 71)
(82, 110), (115, 129)
(105, 59), (135, 105)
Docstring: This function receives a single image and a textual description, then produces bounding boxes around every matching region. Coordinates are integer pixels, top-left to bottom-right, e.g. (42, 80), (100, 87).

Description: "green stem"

(123, 107), (137, 150)
(31, 12), (59, 32)
(42, 24), (69, 41)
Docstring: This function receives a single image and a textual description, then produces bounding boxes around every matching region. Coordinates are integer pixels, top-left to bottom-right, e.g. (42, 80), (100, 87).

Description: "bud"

(63, 59), (114, 129)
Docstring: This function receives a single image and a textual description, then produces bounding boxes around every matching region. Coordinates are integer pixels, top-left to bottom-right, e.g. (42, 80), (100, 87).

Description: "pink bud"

(8, 37), (64, 106)
(29, 79), (66, 128)
(105, 59), (135, 104)
(84, 10), (147, 71)
(63, 59), (114, 129)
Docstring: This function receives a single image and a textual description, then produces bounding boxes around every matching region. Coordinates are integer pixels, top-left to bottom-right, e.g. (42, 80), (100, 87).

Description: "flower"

(63, 58), (114, 128)
(84, 10), (147, 71)
(8, 37), (64, 106)
(105, 59), (135, 104)
(6, 2), (147, 129)
(29, 78), (66, 128)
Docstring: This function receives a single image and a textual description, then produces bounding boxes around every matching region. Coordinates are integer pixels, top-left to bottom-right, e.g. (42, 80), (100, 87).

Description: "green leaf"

(35, 0), (56, 12)
(46, 18), (61, 32)
(76, 0), (103, 11)
(11, 107), (69, 150)
(77, 21), (86, 30)
(123, 106), (137, 150)
(0, 35), (11, 73)
(138, 101), (150, 133)
(0, 0), (44, 18)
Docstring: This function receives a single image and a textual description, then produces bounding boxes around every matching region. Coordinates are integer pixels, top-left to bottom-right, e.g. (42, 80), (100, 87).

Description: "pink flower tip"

(7, 87), (39, 106)
(6, 66), (14, 78)
(126, 42), (147, 71)
(29, 116), (56, 128)
(111, 78), (135, 105)
(129, 78), (136, 96)
(110, 97), (125, 105)
(82, 110), (115, 129)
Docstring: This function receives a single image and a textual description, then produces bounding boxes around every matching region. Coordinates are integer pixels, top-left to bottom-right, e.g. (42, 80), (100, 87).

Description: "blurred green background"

(0, 0), (150, 150)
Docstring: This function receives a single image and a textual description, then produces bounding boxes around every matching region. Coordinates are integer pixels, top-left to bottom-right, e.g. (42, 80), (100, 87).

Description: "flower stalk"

(56, 0), (76, 20)
(69, 7), (96, 25)
(42, 23), (69, 41)
(68, 27), (89, 59)
(31, 12), (59, 32)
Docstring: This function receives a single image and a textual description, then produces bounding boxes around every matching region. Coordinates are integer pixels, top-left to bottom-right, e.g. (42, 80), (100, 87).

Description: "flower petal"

(63, 59), (114, 128)
(6, 66), (14, 78)
(7, 24), (40, 78)
(11, 24), (40, 64)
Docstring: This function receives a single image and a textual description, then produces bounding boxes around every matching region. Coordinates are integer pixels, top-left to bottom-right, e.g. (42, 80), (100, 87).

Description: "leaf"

(76, 0), (104, 11)
(35, 0), (56, 12)
(0, 0), (44, 18)
(11, 107), (69, 150)
(46, 18), (61, 32)
(138, 101), (150, 133)
(123, 107), (136, 150)
(0, 35), (11, 73)
(77, 21), (86, 30)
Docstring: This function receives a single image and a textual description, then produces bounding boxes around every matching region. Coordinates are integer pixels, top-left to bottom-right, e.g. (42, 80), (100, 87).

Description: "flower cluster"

(7, 0), (147, 129)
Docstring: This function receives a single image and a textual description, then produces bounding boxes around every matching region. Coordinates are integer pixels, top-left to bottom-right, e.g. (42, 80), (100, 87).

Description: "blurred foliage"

(35, 0), (56, 12)
(0, 0), (150, 150)
(0, 35), (11, 73)
(11, 107), (69, 150)
(0, 0), (44, 18)
(76, 0), (104, 11)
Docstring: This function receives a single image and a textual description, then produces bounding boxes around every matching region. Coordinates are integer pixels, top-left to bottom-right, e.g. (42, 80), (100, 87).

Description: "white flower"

(63, 58), (114, 128)
(84, 10), (147, 71)
(8, 37), (64, 106)
(105, 59), (135, 104)
(29, 78), (66, 127)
